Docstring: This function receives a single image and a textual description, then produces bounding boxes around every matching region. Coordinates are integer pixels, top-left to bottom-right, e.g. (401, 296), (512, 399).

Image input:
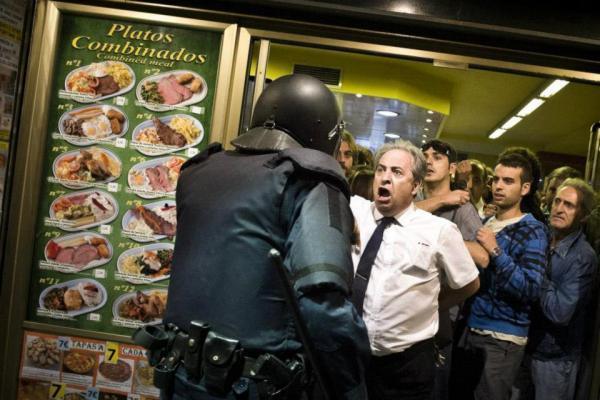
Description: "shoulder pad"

(180, 142), (223, 172)
(265, 148), (350, 199)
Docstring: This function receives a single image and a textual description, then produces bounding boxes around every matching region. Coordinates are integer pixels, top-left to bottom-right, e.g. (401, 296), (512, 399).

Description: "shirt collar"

(552, 228), (583, 258)
(372, 202), (416, 226)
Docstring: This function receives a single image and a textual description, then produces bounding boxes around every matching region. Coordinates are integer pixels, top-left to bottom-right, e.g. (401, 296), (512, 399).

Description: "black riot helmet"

(248, 74), (343, 155)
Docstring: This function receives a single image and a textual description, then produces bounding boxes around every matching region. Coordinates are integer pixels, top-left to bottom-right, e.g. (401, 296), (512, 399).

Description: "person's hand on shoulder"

(444, 190), (470, 206)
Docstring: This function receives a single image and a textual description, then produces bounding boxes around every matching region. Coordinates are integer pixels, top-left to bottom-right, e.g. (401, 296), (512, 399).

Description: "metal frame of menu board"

(0, 0), (238, 395)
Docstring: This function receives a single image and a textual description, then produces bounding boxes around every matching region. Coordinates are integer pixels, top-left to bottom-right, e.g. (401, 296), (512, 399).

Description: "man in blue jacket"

(528, 178), (598, 400)
(450, 152), (549, 400)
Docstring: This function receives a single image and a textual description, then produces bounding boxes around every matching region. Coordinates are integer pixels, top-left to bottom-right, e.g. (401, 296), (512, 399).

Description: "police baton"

(269, 249), (333, 400)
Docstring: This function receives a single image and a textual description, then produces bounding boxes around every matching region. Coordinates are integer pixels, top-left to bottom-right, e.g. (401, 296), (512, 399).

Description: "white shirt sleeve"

(436, 222), (479, 289)
(350, 194), (371, 215)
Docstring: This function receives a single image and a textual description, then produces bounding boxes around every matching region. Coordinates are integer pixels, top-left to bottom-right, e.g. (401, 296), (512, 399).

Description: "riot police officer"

(139, 74), (370, 399)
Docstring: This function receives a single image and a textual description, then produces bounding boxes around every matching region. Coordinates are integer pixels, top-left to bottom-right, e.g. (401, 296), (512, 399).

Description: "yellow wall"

(255, 43), (451, 115)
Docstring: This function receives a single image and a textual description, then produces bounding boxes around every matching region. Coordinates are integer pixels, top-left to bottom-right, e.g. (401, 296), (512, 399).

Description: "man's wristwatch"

(490, 246), (502, 257)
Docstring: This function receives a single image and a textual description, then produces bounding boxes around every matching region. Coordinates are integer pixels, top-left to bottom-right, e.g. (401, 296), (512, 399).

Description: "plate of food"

(65, 61), (135, 102)
(18, 380), (51, 400)
(134, 359), (155, 388)
(53, 147), (122, 188)
(128, 155), (185, 198)
(49, 190), (118, 231)
(97, 357), (133, 384)
(122, 200), (176, 242)
(45, 232), (112, 271)
(113, 289), (168, 324)
(117, 243), (174, 284)
(59, 105), (128, 146)
(62, 350), (96, 375)
(39, 278), (107, 317)
(131, 114), (203, 156)
(136, 70), (207, 111)
(25, 336), (60, 369)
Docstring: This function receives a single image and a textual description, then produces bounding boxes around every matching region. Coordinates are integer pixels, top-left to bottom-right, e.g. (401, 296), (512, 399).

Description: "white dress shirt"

(350, 196), (479, 355)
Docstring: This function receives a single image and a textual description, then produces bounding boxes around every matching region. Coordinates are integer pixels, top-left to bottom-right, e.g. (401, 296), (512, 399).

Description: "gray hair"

(374, 139), (427, 184)
(557, 178), (596, 218)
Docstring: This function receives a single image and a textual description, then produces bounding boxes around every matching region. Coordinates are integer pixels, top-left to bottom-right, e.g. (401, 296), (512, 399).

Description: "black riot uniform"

(154, 75), (370, 399)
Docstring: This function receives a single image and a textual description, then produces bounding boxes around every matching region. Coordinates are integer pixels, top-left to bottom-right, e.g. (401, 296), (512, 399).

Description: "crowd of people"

(153, 74), (598, 400)
(337, 132), (599, 400)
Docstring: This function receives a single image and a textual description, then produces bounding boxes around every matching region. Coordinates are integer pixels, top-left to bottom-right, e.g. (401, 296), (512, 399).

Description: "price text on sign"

(57, 336), (71, 351)
(86, 387), (99, 400)
(49, 382), (66, 399)
(105, 341), (119, 364)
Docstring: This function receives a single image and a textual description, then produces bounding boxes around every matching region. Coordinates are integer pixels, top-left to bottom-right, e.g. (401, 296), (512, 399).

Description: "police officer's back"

(143, 75), (370, 399)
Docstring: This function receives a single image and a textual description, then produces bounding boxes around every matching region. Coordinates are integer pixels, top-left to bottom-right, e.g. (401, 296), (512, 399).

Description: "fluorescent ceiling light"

(422, 134), (428, 138)
(426, 118), (432, 123)
(376, 110), (399, 117)
(427, 110), (434, 114)
(489, 128), (506, 139)
(539, 79), (569, 98)
(384, 133), (400, 139)
(421, 139), (427, 143)
(501, 116), (522, 130)
(355, 93), (363, 98)
(517, 98), (545, 117)
(424, 128), (430, 131)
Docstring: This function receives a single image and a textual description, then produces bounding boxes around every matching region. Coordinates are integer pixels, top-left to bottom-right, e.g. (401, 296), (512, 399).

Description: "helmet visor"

(328, 121), (344, 156)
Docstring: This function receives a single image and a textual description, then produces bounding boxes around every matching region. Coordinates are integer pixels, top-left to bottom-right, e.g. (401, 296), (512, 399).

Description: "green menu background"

(26, 13), (223, 336)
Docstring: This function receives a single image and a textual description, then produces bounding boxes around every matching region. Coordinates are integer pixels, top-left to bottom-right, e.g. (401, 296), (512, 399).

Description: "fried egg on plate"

(87, 63), (108, 78)
(81, 115), (112, 138)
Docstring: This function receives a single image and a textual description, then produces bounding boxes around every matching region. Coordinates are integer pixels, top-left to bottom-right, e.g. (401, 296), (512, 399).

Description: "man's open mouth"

(378, 187), (391, 197)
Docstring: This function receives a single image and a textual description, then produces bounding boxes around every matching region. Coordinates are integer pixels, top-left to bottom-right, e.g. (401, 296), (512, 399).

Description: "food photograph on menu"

(66, 61), (135, 102)
(131, 114), (203, 155)
(44, 231), (113, 271)
(116, 243), (173, 283)
(49, 190), (119, 231)
(53, 147), (122, 188)
(62, 350), (97, 376)
(26, 12), (221, 336)
(122, 201), (177, 241)
(59, 104), (129, 145)
(113, 289), (168, 325)
(39, 278), (107, 317)
(128, 155), (185, 198)
(24, 336), (61, 371)
(137, 70), (207, 111)
(18, 331), (161, 398)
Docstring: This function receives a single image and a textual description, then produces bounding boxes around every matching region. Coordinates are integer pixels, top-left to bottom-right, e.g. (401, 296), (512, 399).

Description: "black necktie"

(351, 217), (397, 315)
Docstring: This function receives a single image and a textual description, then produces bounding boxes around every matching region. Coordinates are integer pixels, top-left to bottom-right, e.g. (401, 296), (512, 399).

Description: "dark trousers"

(366, 338), (435, 400)
(433, 343), (452, 400)
(449, 330), (525, 400)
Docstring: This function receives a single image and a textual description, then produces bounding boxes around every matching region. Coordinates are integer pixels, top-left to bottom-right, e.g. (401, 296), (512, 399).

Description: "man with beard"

(450, 152), (549, 400)
(350, 139), (479, 400)
(336, 130), (357, 178)
(528, 178), (597, 400)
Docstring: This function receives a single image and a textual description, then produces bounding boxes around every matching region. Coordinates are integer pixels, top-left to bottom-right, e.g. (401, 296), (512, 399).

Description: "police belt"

(133, 322), (306, 398)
